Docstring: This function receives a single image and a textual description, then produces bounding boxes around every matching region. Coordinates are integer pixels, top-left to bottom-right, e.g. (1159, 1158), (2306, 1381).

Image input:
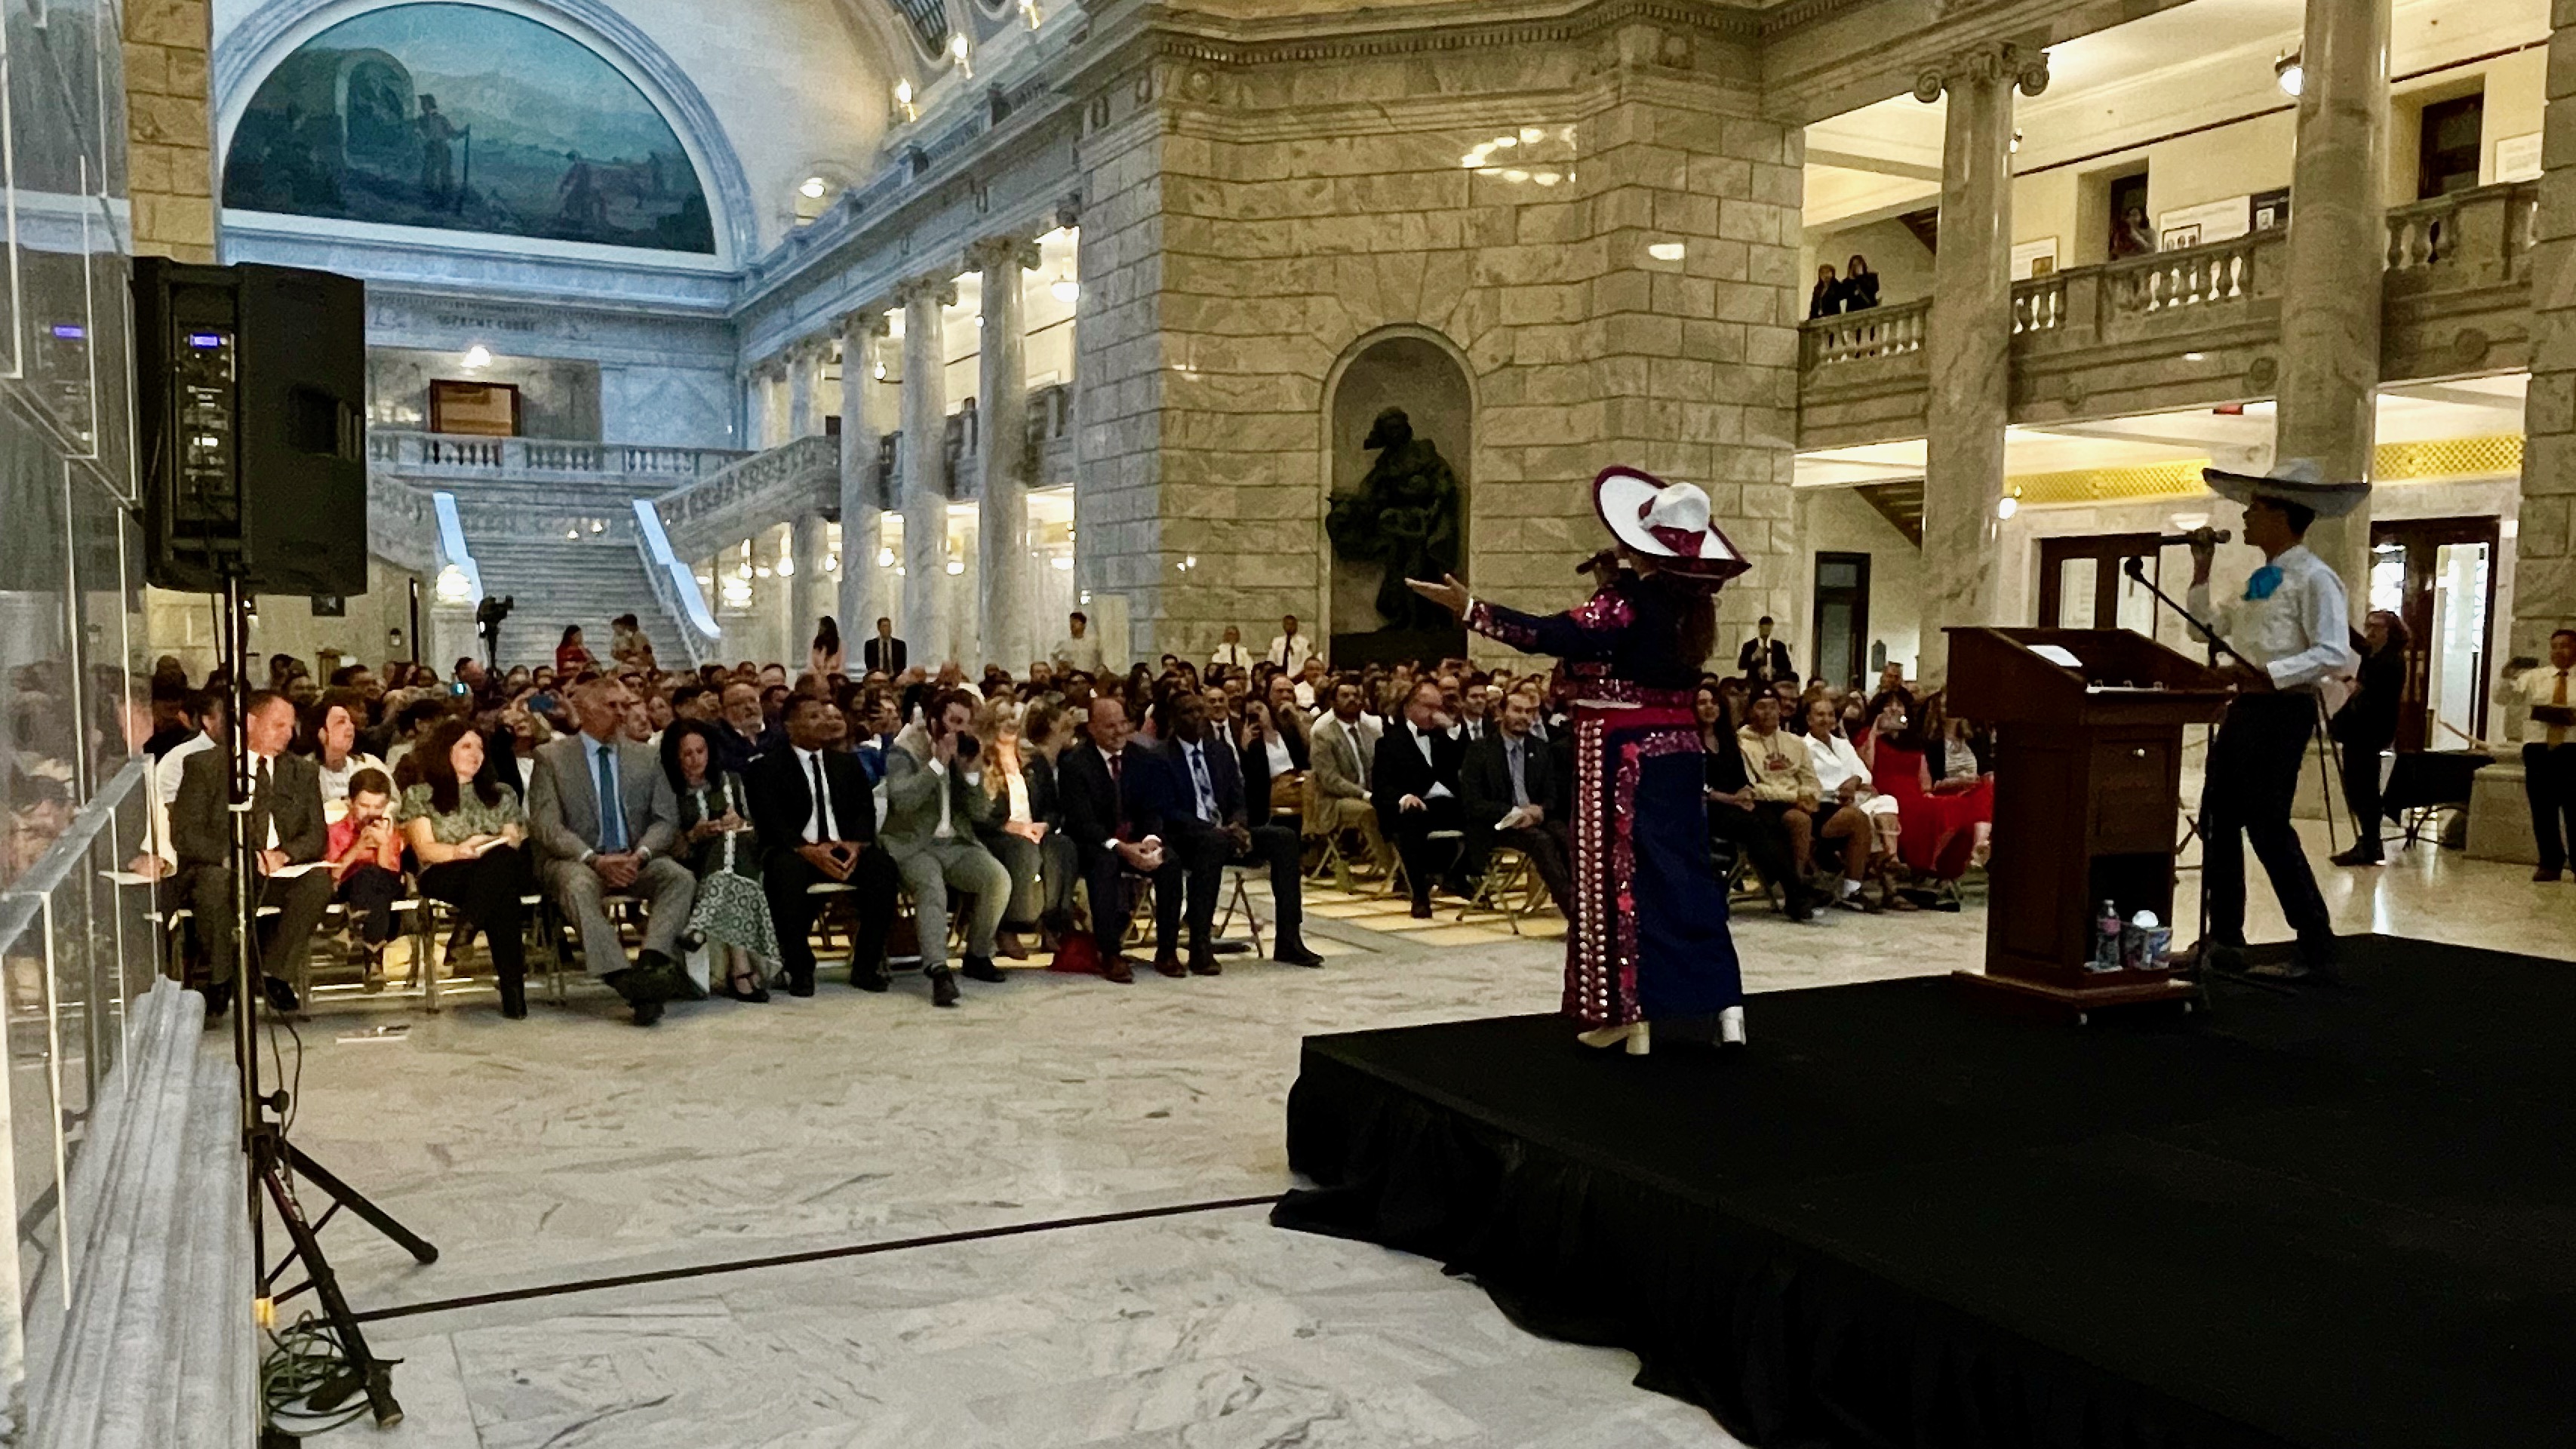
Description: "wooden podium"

(1944, 627), (2233, 1015)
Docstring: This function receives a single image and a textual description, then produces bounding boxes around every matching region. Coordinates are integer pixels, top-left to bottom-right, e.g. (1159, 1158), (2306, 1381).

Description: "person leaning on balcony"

(1808, 263), (1842, 319)
(1840, 254), (1880, 311)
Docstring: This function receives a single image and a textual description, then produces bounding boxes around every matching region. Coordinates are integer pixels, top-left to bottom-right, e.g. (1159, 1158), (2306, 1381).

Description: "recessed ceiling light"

(799, 177), (827, 199)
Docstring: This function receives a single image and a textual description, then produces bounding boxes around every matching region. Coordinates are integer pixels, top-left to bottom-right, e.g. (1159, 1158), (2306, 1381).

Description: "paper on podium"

(2029, 644), (2085, 669)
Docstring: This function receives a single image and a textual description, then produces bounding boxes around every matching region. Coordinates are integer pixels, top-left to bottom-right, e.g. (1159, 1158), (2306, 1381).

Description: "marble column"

(838, 311), (890, 641)
(1915, 42), (2047, 684)
(896, 275), (956, 667)
(970, 236), (1041, 675)
(2518, 2), (2576, 662)
(789, 511), (828, 650)
(2273, 0), (2391, 611)
(786, 343), (819, 439)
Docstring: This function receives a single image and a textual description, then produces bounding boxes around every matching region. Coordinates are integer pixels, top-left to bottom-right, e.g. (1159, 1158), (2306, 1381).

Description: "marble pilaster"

(1916, 42), (2046, 684)
(838, 311), (891, 640)
(897, 275), (958, 666)
(788, 510), (828, 648)
(2273, 0), (2392, 609)
(785, 342), (819, 439)
(971, 237), (1041, 675)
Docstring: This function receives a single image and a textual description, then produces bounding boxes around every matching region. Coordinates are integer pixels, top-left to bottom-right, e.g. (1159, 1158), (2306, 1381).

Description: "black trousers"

(2203, 694), (2334, 954)
(2528, 743), (2576, 873)
(1077, 841), (1184, 955)
(1490, 822), (1575, 918)
(1170, 819), (1303, 953)
(1391, 797), (1468, 904)
(334, 863), (407, 945)
(182, 863), (333, 988)
(2338, 739), (2390, 855)
(764, 844), (899, 986)
(418, 845), (531, 979)
(1709, 804), (1800, 909)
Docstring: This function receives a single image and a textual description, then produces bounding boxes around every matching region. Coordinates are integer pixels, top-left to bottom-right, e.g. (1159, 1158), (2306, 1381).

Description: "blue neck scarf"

(2243, 565), (2284, 602)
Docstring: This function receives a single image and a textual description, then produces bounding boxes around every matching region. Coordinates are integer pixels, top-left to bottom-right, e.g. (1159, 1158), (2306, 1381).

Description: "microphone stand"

(2119, 557), (2297, 1001)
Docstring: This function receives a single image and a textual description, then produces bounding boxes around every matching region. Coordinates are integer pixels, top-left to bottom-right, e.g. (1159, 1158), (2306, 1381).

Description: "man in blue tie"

(1156, 690), (1323, 974)
(530, 677), (699, 1023)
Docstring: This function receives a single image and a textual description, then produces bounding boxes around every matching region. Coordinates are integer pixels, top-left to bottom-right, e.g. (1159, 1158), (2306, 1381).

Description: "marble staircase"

(470, 531), (679, 672)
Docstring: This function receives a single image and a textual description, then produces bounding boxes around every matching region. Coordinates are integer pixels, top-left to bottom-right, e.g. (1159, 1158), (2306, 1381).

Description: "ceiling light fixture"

(1646, 241), (1686, 262)
(1051, 273), (1079, 303)
(2274, 51), (2303, 97)
(462, 343), (492, 369)
(799, 176), (826, 199)
(948, 32), (973, 77)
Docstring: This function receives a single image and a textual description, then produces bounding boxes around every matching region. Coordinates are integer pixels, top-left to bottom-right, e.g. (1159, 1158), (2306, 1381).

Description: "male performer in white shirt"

(2514, 626), (2576, 881)
(2185, 460), (2364, 980)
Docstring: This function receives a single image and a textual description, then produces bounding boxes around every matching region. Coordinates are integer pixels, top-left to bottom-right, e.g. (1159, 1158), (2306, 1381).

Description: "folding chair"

(1215, 863), (1265, 955)
(1457, 844), (1544, 934)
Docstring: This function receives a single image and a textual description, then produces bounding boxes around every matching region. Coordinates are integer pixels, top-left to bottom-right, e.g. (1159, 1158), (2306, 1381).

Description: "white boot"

(1575, 1020), (1652, 1056)
(1718, 1005), (1747, 1047)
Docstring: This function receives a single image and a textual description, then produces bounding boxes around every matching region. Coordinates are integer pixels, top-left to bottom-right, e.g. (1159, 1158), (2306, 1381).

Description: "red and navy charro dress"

(1468, 574), (1742, 1028)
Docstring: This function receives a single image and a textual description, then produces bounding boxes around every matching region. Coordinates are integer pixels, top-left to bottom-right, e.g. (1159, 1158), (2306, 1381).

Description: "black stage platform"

(1274, 936), (2576, 1449)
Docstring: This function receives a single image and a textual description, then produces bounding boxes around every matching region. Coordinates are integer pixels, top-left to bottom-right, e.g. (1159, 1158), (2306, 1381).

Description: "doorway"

(1812, 552), (1871, 692)
(2369, 515), (2498, 752)
(2037, 534), (2162, 632)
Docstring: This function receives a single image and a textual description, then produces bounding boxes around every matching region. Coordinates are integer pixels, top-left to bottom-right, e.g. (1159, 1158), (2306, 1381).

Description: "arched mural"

(222, 2), (715, 253)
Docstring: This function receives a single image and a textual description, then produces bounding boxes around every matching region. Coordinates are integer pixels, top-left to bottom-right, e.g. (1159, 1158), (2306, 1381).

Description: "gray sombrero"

(2199, 457), (2369, 518)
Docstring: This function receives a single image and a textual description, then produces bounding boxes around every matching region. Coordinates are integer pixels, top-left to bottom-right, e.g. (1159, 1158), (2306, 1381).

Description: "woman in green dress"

(660, 718), (780, 1001)
(397, 718), (533, 1018)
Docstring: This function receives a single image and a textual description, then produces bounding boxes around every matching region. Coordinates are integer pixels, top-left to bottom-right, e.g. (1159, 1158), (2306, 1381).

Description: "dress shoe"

(498, 973), (528, 1020)
(2535, 866), (2565, 882)
(1409, 898), (1434, 920)
(847, 959), (887, 992)
(1152, 951), (1187, 979)
(638, 949), (703, 1001)
(632, 997), (664, 1026)
(729, 974), (770, 1004)
(2175, 939), (2246, 974)
(200, 980), (234, 1024)
(2330, 846), (2384, 867)
(1102, 956), (1136, 985)
(994, 931), (1030, 961)
(1187, 950), (1222, 977)
(961, 955), (1007, 984)
(263, 978), (302, 1015)
(927, 966), (961, 1008)
(1273, 937), (1325, 968)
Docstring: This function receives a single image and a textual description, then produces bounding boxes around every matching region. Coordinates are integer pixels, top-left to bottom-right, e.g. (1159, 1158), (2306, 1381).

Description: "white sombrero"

(2200, 457), (2370, 518)
(1592, 466), (1751, 583)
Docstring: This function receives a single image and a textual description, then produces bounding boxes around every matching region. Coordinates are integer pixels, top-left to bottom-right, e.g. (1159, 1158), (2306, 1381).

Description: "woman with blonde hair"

(970, 699), (1074, 957)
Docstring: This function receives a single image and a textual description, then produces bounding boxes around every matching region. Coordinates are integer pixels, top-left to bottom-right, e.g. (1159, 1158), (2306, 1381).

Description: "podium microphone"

(2155, 527), (2232, 548)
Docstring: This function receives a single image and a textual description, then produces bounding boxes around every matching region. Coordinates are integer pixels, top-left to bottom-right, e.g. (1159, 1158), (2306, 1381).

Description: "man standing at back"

(1056, 611), (1105, 676)
(2516, 626), (2576, 881)
(529, 677), (696, 1024)
(1268, 614), (1314, 672)
(863, 616), (907, 676)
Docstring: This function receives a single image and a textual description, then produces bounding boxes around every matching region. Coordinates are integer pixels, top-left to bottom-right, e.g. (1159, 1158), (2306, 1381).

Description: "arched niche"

(1323, 328), (1474, 663)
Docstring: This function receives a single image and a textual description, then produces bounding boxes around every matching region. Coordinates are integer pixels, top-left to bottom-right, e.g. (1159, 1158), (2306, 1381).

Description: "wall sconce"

(948, 33), (973, 78)
(893, 78), (916, 124)
(878, 547), (896, 568)
(945, 557), (965, 576)
(1995, 487), (2023, 521)
(1019, 0), (1041, 27)
(2274, 51), (2303, 97)
(462, 343), (492, 369)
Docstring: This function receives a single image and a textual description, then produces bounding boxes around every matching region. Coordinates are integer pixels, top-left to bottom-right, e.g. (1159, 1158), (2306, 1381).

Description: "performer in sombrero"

(1406, 466), (1748, 1054)
(2185, 458), (2365, 981)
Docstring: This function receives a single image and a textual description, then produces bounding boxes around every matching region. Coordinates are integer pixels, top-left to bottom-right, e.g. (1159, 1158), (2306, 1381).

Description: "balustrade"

(1802, 300), (1928, 367)
(367, 430), (747, 481)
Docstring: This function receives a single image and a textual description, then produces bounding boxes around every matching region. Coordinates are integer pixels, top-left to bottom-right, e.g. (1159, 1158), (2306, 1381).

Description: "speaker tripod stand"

(208, 576), (437, 1438)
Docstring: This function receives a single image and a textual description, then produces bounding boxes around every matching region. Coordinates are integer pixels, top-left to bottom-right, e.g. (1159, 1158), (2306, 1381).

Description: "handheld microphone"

(2156, 527), (2231, 548)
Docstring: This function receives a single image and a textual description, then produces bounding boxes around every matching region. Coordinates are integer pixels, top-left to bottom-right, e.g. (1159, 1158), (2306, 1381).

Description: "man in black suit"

(1738, 616), (1793, 688)
(1459, 685), (1574, 918)
(1373, 679), (1469, 918)
(1057, 695), (1185, 983)
(862, 617), (907, 676)
(170, 690), (334, 1017)
(747, 694), (899, 995)
(2329, 609), (2409, 867)
(1158, 691), (1323, 973)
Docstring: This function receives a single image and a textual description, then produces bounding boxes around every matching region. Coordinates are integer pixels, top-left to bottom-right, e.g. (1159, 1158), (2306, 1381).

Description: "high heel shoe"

(1575, 1021), (1651, 1056)
(1719, 1005), (1746, 1047)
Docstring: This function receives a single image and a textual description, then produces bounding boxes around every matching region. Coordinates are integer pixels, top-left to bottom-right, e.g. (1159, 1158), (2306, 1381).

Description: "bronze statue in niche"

(1327, 408), (1463, 634)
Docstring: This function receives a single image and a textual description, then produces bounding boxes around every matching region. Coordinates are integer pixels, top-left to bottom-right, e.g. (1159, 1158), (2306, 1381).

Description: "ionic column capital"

(1914, 41), (2049, 103)
(840, 309), (893, 340)
(894, 274), (958, 309)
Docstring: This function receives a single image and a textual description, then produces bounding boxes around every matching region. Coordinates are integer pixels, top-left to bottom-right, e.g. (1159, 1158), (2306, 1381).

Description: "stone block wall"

(2518, 0), (2576, 660)
(1071, 20), (1804, 663)
(125, 0), (215, 260)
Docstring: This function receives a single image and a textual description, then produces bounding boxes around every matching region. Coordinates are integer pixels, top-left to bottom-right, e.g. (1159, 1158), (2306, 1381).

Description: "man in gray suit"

(528, 676), (696, 1025)
(1308, 679), (1391, 875)
(881, 688), (1011, 1008)
(171, 690), (332, 1018)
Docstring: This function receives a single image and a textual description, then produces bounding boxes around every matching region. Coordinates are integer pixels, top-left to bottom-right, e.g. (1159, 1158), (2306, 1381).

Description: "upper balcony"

(1797, 182), (2538, 451)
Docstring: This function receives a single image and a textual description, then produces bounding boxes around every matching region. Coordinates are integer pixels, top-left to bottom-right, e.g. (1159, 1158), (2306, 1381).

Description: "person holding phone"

(880, 689), (1014, 1007)
(325, 768), (407, 986)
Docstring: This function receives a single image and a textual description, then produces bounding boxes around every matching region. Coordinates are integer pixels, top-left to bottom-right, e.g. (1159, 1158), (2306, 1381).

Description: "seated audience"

(305, 691), (389, 816)
(1739, 694), (1874, 909)
(1459, 685), (1573, 918)
(1057, 695), (1185, 982)
(1698, 682), (1807, 920)
(528, 677), (696, 1024)
(747, 694), (899, 996)
(972, 700), (1076, 957)
(1861, 690), (1988, 909)
(1308, 680), (1391, 874)
(659, 718), (779, 1002)
(324, 766), (406, 983)
(1157, 691), (1322, 971)
(1803, 697), (1905, 909)
(172, 690), (332, 1015)
(400, 720), (535, 1018)
(1373, 680), (1469, 918)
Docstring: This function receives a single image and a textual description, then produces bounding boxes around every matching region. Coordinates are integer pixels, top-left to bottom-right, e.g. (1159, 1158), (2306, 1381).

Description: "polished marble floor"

(279, 823), (2570, 1447)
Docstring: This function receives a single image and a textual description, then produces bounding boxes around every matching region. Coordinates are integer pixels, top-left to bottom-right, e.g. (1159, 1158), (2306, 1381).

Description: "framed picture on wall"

(2011, 237), (2060, 280)
(429, 380), (521, 436)
(2251, 187), (2291, 232)
(2495, 133), (2542, 184)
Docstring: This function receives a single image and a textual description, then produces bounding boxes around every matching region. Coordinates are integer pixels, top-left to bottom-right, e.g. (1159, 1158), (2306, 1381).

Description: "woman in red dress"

(1860, 689), (1990, 907)
(554, 625), (597, 678)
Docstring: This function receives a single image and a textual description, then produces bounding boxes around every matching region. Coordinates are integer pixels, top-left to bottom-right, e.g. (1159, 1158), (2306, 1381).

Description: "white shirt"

(1210, 642), (1252, 670)
(2187, 544), (2359, 703)
(157, 731), (216, 807)
(1406, 724), (1454, 799)
(1056, 633), (1105, 674)
(1004, 767), (1034, 824)
(249, 749), (283, 850)
(316, 751), (390, 822)
(2515, 663), (2575, 746)
(1268, 633), (1314, 671)
(1263, 734), (1294, 778)
(1806, 731), (1876, 799)
(792, 746), (838, 841)
(1294, 680), (1317, 710)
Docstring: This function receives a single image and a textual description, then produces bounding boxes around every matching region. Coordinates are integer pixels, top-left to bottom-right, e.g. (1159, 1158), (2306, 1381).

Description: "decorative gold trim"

(2012, 434), (2525, 507)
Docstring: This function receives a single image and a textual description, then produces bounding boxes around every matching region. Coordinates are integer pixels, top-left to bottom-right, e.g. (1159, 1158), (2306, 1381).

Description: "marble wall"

(369, 348), (603, 439)
(1072, 17), (1805, 663)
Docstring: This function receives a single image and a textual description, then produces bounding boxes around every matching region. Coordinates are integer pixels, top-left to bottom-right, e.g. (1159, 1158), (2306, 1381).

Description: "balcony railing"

(653, 433), (841, 556)
(1799, 180), (2539, 449)
(367, 431), (747, 482)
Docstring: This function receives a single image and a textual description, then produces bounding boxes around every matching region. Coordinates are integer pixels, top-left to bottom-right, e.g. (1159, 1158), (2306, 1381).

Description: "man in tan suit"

(1307, 678), (1391, 874)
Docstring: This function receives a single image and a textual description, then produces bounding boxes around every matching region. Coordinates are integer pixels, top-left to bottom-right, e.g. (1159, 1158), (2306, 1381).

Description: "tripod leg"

(260, 1151), (404, 1429)
(284, 1143), (439, 1264)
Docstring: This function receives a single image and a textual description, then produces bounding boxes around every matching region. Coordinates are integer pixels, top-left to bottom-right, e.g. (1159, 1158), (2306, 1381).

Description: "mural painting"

(223, 3), (715, 254)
